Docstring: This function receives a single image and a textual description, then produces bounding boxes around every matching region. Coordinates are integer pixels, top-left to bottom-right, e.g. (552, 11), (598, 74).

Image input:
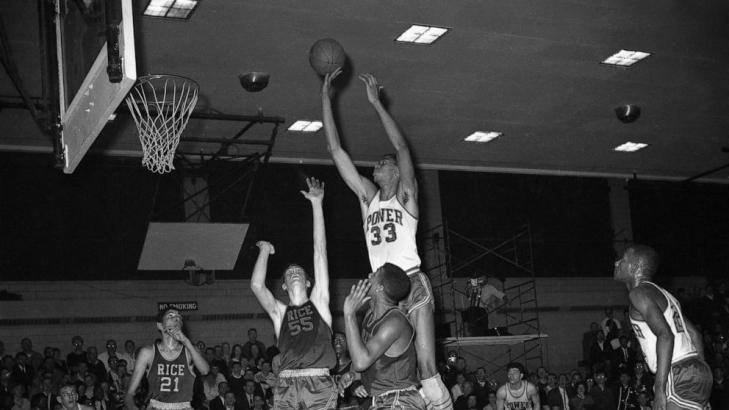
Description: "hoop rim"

(136, 74), (200, 89)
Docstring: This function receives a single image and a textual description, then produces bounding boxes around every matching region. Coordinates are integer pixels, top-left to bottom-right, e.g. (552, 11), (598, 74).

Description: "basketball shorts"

(274, 368), (337, 410)
(399, 268), (434, 316)
(666, 355), (713, 410)
(370, 386), (427, 410)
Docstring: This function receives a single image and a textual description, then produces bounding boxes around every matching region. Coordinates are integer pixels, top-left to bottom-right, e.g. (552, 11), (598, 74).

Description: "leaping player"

(614, 245), (712, 410)
(125, 309), (210, 410)
(322, 68), (452, 409)
(250, 177), (338, 410)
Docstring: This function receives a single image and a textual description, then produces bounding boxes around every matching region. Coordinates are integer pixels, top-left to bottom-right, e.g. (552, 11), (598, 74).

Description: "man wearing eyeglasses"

(98, 340), (118, 372)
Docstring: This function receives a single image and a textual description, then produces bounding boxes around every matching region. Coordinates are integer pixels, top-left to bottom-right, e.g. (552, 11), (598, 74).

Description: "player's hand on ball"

(300, 177), (325, 202)
(358, 73), (382, 104)
(322, 67), (343, 99)
(344, 279), (371, 315)
(353, 385), (368, 398)
(256, 241), (275, 255)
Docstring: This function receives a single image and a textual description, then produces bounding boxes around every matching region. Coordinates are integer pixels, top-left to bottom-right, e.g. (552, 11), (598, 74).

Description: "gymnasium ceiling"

(2, 0), (729, 182)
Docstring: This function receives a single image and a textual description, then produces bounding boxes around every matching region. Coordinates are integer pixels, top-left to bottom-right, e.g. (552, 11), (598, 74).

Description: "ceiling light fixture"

(288, 120), (323, 132)
(143, 0), (200, 19)
(396, 25), (449, 44)
(464, 131), (502, 143)
(602, 50), (651, 67)
(614, 142), (648, 152)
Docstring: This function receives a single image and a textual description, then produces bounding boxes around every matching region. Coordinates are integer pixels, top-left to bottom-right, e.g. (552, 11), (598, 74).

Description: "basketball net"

(125, 75), (199, 173)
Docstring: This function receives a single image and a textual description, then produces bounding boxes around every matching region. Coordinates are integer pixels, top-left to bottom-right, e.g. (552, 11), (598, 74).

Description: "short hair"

(382, 153), (398, 163)
(506, 362), (525, 374)
(627, 244), (659, 277)
(157, 308), (181, 323)
(71, 336), (83, 344)
(281, 263), (309, 282)
(378, 263), (410, 303)
(248, 328), (257, 334)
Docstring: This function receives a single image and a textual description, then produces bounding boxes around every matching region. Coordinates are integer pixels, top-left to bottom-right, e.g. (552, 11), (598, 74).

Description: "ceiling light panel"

(613, 142), (648, 152)
(396, 25), (449, 44)
(602, 50), (651, 67)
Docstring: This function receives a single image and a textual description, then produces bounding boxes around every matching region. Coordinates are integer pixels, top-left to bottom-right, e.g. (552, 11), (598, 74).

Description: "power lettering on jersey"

(156, 364), (187, 376)
(506, 402), (531, 410)
(365, 208), (403, 231)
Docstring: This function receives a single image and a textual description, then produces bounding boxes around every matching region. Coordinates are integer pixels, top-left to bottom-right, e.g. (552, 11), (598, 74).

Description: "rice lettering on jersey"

(147, 345), (195, 404)
(277, 300), (336, 371)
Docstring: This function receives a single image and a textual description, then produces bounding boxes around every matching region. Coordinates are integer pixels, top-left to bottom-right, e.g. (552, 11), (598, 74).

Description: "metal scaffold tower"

(419, 222), (547, 378)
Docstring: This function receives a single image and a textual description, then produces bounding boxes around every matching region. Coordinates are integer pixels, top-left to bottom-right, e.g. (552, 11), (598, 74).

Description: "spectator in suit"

(632, 362), (652, 396)
(85, 348), (106, 386)
(11, 383), (31, 410)
(589, 331), (611, 373)
(588, 371), (615, 410)
(601, 308), (621, 342)
(582, 323), (600, 366)
(97, 341), (117, 373)
(611, 336), (636, 376)
(208, 382), (229, 410)
(19, 339), (43, 373)
(546, 374), (570, 410)
(31, 376), (56, 410)
(10, 353), (33, 388)
(239, 380), (258, 410)
(568, 383), (594, 410)
(615, 372), (637, 410)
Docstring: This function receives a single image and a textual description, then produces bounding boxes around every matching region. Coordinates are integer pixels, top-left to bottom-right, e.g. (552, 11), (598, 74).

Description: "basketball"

(309, 38), (346, 76)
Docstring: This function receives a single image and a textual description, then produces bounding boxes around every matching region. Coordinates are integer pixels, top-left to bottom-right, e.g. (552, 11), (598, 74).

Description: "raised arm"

(250, 241), (285, 336)
(168, 327), (209, 375)
(343, 280), (406, 371)
(359, 74), (418, 212)
(321, 68), (377, 211)
(300, 177), (332, 326)
(125, 346), (153, 410)
(630, 287), (673, 410)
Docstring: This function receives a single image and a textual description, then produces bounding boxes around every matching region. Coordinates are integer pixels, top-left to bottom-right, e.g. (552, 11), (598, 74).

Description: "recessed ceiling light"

(143, 0), (200, 19)
(464, 131), (502, 143)
(396, 25), (449, 44)
(602, 50), (651, 67)
(614, 142), (648, 152)
(288, 120), (322, 132)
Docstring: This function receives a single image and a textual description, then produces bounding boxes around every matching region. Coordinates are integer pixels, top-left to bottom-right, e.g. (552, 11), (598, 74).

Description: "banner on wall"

(158, 301), (198, 311)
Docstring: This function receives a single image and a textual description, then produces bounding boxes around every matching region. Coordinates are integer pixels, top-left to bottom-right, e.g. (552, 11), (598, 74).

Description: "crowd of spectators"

(3, 281), (729, 410)
(0, 328), (277, 410)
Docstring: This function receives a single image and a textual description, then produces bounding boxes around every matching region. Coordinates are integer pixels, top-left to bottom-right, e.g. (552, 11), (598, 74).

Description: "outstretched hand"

(322, 67), (343, 99)
(300, 177), (325, 202)
(256, 241), (275, 255)
(358, 73), (382, 104)
(343, 279), (371, 315)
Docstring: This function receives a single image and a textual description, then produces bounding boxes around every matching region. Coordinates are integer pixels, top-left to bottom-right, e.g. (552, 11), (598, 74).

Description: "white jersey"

(364, 192), (420, 273)
(504, 382), (533, 410)
(629, 281), (697, 373)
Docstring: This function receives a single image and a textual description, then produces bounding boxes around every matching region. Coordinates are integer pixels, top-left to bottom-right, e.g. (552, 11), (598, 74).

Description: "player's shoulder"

(629, 282), (665, 304)
(137, 345), (156, 360)
(525, 381), (538, 393)
(496, 384), (507, 396)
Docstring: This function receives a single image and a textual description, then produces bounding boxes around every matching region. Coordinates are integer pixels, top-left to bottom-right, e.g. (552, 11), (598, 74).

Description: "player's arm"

(321, 68), (377, 212)
(630, 287), (673, 408)
(684, 318), (705, 359)
(343, 280), (402, 371)
(301, 177), (332, 325)
(182, 336), (209, 375)
(125, 346), (153, 410)
(528, 383), (541, 409)
(495, 385), (506, 410)
(359, 74), (418, 212)
(250, 241), (285, 334)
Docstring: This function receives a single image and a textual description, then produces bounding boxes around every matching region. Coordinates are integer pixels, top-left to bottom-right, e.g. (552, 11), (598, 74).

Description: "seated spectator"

(241, 330), (266, 361)
(568, 382), (594, 410)
(230, 345), (244, 364)
(253, 362), (274, 400)
(91, 385), (109, 410)
(11, 384), (31, 410)
(208, 382), (229, 410)
(471, 367), (491, 407)
(80, 374), (96, 404)
(20, 339), (43, 373)
(31, 376), (55, 410)
(251, 394), (267, 410)
(632, 362), (653, 396)
(203, 364), (227, 404)
(97, 341), (117, 373)
(65, 338), (87, 371)
(483, 391), (497, 410)
(615, 371), (637, 410)
(611, 335), (636, 376)
(636, 391), (651, 410)
(228, 360), (245, 404)
(450, 373), (466, 402)
(85, 348), (106, 386)
(212, 346), (229, 377)
(601, 308), (622, 343)
(117, 341), (135, 375)
(239, 380), (261, 410)
(56, 384), (93, 410)
(589, 371), (615, 410)
(453, 381), (473, 410)
(546, 373), (570, 410)
(589, 331), (611, 373)
(11, 353), (34, 388)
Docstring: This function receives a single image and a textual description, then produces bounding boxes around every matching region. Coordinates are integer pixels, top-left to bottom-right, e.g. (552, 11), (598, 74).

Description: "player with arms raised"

(125, 309), (209, 410)
(250, 177), (337, 409)
(322, 67), (451, 410)
(614, 245), (711, 410)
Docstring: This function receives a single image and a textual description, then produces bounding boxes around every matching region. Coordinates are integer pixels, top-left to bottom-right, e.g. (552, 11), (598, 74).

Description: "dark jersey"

(147, 344), (196, 404)
(277, 300), (336, 371)
(361, 308), (418, 396)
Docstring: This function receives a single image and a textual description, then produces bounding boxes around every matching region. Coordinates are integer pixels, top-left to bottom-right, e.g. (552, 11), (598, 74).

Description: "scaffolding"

(420, 222), (546, 378)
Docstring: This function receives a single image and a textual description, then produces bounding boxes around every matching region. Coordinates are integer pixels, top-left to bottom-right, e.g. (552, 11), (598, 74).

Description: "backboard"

(55, 0), (136, 173)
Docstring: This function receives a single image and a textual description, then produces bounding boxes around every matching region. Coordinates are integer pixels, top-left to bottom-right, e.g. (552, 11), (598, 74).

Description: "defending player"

(495, 363), (540, 410)
(322, 68), (451, 410)
(614, 245), (712, 410)
(125, 309), (210, 410)
(250, 177), (337, 409)
(343, 263), (427, 410)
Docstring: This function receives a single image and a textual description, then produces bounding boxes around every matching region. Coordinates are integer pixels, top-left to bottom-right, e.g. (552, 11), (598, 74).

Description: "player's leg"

(405, 272), (452, 410)
(298, 374), (337, 410)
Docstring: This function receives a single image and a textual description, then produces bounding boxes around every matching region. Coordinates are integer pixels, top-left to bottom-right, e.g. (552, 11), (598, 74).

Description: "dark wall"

(0, 153), (370, 280)
(628, 180), (729, 278)
(438, 171), (615, 277)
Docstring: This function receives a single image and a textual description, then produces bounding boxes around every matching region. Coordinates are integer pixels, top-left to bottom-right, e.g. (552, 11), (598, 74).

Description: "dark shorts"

(274, 370), (337, 410)
(666, 356), (713, 410)
(399, 270), (434, 317)
(370, 388), (427, 410)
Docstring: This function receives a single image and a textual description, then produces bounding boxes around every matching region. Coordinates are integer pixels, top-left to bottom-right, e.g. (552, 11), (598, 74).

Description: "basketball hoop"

(125, 75), (199, 173)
